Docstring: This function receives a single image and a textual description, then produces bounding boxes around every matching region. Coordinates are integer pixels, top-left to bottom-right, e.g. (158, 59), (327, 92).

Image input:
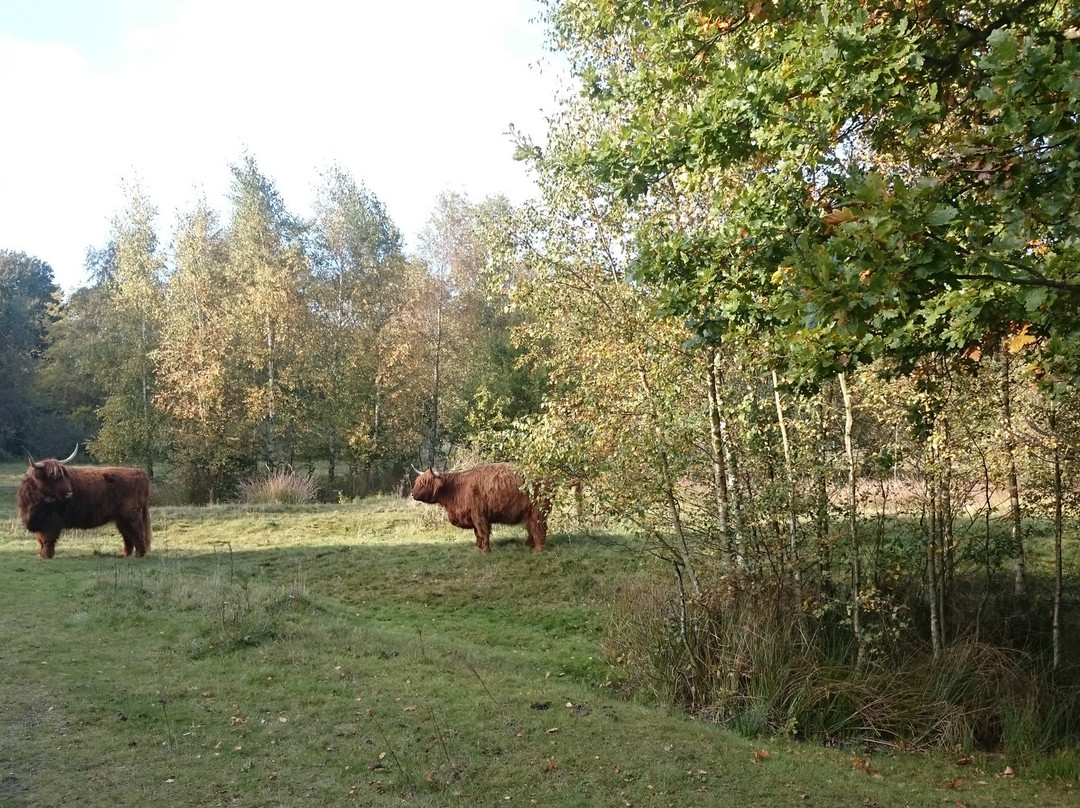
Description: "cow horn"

(58, 444), (79, 465)
(431, 467), (441, 478)
(411, 465), (423, 476)
(28, 451), (43, 469)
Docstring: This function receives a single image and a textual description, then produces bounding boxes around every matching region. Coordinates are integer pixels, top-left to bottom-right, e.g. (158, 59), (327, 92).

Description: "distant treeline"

(0, 159), (543, 502)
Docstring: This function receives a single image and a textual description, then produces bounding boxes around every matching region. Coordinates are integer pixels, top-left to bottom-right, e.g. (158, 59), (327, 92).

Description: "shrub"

(237, 469), (318, 505)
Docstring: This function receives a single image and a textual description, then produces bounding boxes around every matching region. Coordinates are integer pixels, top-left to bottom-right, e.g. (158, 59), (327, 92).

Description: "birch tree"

(307, 167), (406, 492)
(226, 156), (311, 469)
(89, 183), (165, 474)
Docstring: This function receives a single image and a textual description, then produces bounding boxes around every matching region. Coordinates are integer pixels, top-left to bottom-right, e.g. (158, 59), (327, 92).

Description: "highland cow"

(411, 463), (549, 553)
(16, 446), (152, 559)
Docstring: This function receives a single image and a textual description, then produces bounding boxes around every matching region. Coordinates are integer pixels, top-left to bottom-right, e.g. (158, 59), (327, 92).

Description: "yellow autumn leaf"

(1007, 324), (1037, 354)
(821, 208), (858, 228)
(771, 266), (793, 284)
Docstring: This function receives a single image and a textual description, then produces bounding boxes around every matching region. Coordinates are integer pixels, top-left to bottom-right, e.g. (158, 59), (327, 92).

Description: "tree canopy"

(0, 251), (61, 457)
(543, 0), (1080, 383)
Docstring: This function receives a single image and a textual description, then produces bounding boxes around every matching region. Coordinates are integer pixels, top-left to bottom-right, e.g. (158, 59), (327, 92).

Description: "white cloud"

(0, 0), (561, 291)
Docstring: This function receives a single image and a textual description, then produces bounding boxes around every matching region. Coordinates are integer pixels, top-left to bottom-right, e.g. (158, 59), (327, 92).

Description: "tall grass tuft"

(237, 468), (318, 505)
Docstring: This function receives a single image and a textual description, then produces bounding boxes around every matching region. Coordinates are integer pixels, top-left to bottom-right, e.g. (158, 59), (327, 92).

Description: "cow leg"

(116, 503), (151, 557)
(117, 520), (144, 557)
(35, 532), (58, 559)
(473, 519), (492, 553)
(527, 510), (547, 553)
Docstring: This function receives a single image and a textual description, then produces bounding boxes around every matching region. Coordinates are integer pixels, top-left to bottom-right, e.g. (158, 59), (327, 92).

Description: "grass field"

(0, 464), (1076, 807)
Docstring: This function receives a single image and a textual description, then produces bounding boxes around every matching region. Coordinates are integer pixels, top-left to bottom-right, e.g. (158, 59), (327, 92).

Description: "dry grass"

(236, 468), (319, 504)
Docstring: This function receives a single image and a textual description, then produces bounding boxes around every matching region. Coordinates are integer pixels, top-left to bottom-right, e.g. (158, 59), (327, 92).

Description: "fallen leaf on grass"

(546, 727), (559, 733)
(1002, 766), (1015, 778)
(852, 756), (877, 774)
(753, 749), (770, 762)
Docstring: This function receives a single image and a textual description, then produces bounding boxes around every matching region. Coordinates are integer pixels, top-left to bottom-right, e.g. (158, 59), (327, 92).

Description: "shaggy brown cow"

(16, 446), (152, 559)
(411, 463), (549, 553)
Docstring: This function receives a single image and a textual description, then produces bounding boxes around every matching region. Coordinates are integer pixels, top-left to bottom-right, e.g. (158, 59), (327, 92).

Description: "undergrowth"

(606, 572), (1080, 756)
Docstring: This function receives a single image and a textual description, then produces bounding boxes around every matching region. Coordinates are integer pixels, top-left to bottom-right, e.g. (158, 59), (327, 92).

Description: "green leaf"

(925, 205), (958, 227)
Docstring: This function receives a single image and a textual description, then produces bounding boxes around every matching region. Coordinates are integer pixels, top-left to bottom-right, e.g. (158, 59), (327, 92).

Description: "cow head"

(23, 445), (79, 500)
(17, 447), (80, 528)
(410, 468), (443, 503)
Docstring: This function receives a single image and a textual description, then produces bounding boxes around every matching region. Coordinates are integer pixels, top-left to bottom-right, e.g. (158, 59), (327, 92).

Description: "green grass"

(0, 464), (1076, 806)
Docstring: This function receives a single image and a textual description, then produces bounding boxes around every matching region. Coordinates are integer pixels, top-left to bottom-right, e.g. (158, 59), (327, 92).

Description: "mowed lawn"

(0, 465), (1076, 807)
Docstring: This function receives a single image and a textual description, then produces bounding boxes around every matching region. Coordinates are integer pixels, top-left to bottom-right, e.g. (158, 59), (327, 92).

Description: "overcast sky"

(0, 0), (564, 291)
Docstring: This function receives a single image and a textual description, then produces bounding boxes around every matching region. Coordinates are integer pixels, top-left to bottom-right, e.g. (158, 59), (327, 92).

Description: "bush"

(237, 469), (318, 505)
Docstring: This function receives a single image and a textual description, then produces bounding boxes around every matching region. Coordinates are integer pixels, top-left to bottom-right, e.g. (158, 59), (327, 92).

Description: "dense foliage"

(546, 0), (1080, 382)
(0, 251), (70, 455)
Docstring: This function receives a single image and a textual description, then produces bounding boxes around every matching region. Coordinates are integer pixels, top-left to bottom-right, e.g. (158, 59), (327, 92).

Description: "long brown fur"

(17, 459), (152, 559)
(411, 463), (549, 553)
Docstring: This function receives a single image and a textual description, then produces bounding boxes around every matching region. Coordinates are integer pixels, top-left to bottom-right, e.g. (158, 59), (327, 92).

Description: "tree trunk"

(815, 389), (831, 585)
(658, 448), (701, 598)
(639, 352), (699, 597)
(427, 304), (443, 469)
(838, 373), (865, 669)
(721, 416), (747, 569)
(707, 349), (733, 571)
(772, 369), (799, 585)
(924, 447), (943, 658)
(265, 312), (277, 470)
(1051, 404), (1064, 669)
(1001, 351), (1025, 594)
(939, 421), (953, 633)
